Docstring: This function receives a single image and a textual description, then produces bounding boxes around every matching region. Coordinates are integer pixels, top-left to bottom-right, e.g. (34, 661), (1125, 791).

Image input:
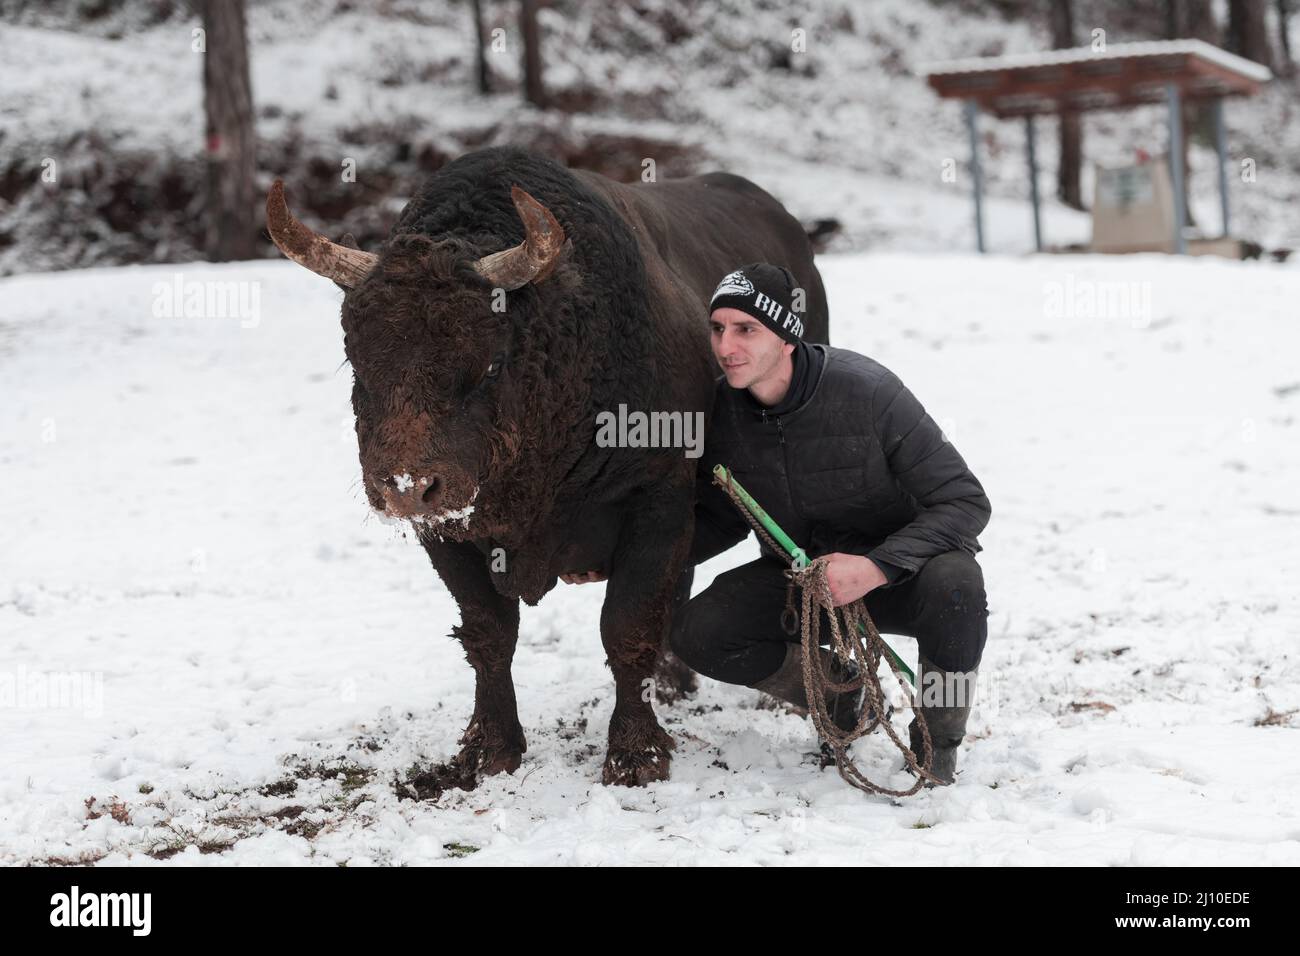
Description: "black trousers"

(669, 551), (988, 686)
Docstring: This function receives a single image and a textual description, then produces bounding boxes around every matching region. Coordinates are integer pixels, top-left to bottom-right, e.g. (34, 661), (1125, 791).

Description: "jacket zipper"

(761, 408), (785, 445)
(755, 408), (805, 546)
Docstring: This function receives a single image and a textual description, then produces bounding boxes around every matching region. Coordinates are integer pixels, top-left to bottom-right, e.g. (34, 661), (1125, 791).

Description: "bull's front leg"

(419, 531), (526, 781)
(599, 482), (694, 786)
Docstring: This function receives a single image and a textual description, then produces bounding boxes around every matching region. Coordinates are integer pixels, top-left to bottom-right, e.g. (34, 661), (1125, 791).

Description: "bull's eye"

(461, 352), (506, 405)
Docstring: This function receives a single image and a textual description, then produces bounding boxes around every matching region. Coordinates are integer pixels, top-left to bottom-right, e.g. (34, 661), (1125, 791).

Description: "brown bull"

(267, 146), (828, 787)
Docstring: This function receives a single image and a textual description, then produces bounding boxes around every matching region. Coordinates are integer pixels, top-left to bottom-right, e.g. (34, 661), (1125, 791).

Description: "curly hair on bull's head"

(268, 146), (656, 541)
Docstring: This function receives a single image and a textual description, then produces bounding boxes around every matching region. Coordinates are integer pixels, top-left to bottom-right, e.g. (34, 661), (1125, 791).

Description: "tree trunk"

(520, 0), (546, 109)
(1278, 0), (1294, 73)
(1057, 114), (1084, 210)
(1049, 0), (1084, 210)
(471, 0), (491, 94)
(1227, 0), (1275, 69)
(1185, 0), (1219, 40)
(201, 0), (256, 261)
(1166, 0), (1216, 228)
(1166, 0), (1218, 38)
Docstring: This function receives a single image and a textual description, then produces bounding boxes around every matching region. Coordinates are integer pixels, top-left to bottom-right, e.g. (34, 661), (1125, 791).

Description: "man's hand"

(820, 553), (888, 606)
(560, 570), (607, 585)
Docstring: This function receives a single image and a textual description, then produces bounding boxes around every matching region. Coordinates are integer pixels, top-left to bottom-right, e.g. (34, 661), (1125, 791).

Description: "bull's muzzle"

(378, 472), (443, 518)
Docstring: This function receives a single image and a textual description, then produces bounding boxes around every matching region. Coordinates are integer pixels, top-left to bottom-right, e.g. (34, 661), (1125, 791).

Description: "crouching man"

(564, 263), (991, 786)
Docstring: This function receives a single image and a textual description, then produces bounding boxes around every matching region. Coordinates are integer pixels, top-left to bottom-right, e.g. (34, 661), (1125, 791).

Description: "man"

(565, 263), (991, 786)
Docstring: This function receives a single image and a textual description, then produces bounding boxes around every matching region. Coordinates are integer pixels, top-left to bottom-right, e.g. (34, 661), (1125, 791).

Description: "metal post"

(1025, 115), (1043, 253)
(1214, 97), (1230, 239)
(964, 99), (986, 254)
(1166, 83), (1187, 255)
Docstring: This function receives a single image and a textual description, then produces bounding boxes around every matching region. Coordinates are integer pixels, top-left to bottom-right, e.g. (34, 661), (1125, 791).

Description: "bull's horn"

(266, 180), (378, 288)
(474, 186), (567, 290)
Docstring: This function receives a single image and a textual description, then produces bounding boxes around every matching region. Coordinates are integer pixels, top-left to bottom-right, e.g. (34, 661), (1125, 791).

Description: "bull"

(267, 146), (828, 787)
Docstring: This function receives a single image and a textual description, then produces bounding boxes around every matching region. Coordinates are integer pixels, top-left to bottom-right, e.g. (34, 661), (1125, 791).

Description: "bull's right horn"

(266, 180), (379, 289)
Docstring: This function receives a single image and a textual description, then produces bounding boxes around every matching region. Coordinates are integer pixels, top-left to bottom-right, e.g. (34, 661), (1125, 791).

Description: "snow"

(424, 486), (478, 529)
(2, 251), (1297, 865)
(921, 39), (1274, 84)
(5, 0), (1299, 277)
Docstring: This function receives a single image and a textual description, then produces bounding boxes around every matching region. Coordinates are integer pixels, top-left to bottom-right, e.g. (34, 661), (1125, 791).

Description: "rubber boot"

(748, 643), (875, 733)
(906, 653), (977, 787)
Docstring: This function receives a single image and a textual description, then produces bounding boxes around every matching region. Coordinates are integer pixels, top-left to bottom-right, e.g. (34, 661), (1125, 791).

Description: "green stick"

(713, 464), (915, 686)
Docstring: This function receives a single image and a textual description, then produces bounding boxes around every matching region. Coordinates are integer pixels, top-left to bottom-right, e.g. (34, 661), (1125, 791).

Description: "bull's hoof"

(601, 729), (676, 787)
(457, 739), (524, 778)
(457, 717), (526, 775)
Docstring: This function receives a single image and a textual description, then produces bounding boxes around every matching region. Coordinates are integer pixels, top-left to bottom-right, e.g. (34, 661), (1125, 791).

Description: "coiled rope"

(713, 467), (945, 796)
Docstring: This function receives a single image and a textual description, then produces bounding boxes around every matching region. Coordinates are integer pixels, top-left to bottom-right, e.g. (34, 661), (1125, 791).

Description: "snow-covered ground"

(2, 251), (1298, 865)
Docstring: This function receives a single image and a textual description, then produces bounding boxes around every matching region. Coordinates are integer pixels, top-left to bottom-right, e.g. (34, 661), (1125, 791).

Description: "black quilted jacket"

(689, 344), (991, 587)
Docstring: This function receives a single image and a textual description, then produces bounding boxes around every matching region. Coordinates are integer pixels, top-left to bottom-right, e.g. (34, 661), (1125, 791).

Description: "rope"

(714, 468), (945, 796)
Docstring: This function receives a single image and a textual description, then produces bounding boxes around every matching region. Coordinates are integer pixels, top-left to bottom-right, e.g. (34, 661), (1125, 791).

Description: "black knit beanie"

(708, 262), (806, 343)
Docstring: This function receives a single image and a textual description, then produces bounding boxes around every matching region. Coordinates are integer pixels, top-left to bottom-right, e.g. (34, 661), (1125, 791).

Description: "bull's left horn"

(266, 180), (378, 289)
(474, 186), (567, 290)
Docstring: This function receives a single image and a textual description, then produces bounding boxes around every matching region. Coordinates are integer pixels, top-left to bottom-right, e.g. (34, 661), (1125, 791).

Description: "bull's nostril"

(421, 477), (442, 504)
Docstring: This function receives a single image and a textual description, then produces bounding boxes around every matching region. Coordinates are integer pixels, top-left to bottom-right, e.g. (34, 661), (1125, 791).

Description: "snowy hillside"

(2, 252), (1297, 865)
(2, 0), (1298, 275)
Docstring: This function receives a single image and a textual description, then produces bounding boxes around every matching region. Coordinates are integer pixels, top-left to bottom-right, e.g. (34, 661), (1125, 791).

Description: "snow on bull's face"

(336, 241), (526, 537)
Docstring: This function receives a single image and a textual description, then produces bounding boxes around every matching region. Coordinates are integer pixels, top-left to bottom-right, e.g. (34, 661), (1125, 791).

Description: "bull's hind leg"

(598, 484), (693, 786)
(419, 533), (526, 782)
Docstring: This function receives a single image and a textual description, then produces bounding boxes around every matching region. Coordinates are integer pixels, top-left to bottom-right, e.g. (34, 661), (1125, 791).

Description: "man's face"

(709, 307), (793, 390)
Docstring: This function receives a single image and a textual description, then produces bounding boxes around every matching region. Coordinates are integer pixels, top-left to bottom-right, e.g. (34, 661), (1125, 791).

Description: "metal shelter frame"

(923, 40), (1271, 254)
